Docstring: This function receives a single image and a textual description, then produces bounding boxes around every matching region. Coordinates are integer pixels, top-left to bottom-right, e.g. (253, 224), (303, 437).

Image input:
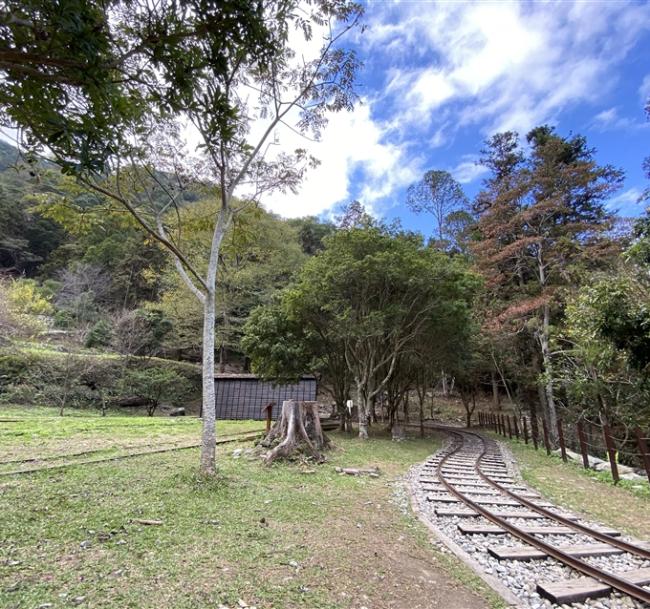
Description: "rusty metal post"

(513, 416), (520, 440)
(577, 420), (590, 470)
(541, 418), (551, 456)
(522, 417), (529, 445)
(506, 415), (512, 438)
(557, 419), (567, 463)
(602, 424), (620, 484)
(635, 428), (650, 486)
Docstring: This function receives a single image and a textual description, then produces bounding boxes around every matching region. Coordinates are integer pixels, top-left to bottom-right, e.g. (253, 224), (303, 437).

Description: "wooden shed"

(214, 373), (317, 420)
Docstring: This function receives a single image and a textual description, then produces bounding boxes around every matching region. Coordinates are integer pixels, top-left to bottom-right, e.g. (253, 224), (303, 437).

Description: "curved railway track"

(422, 426), (650, 606)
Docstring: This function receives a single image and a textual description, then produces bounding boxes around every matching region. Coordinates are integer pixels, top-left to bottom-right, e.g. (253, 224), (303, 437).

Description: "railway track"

(416, 426), (650, 607)
(0, 429), (265, 477)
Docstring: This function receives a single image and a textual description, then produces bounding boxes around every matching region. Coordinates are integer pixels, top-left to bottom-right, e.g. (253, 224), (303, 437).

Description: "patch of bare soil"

(296, 495), (490, 609)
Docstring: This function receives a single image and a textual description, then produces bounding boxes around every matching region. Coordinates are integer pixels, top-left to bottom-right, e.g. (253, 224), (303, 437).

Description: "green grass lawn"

(0, 418), (501, 609)
(488, 431), (650, 539)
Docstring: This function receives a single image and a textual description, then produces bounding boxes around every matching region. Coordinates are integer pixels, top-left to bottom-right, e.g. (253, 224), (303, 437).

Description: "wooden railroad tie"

(488, 542), (628, 561)
(536, 567), (650, 604)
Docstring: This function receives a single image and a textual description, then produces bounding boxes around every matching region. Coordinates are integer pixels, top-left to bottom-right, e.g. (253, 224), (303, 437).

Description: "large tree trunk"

(357, 382), (371, 440)
(200, 291), (217, 474)
(418, 394), (425, 438)
(539, 302), (558, 442)
(491, 370), (500, 408)
(263, 400), (330, 464)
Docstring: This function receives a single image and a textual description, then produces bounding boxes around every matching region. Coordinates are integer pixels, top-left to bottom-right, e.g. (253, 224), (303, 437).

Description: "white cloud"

(607, 188), (643, 215)
(452, 158), (489, 185)
(640, 74), (650, 104)
(592, 106), (649, 132)
(258, 101), (415, 218)
(221, 2), (650, 219)
(594, 107), (624, 128)
(366, 1), (650, 138)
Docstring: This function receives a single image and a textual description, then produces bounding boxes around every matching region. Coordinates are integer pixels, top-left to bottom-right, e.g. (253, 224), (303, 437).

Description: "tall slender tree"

(407, 170), (468, 245)
(0, 0), (363, 474)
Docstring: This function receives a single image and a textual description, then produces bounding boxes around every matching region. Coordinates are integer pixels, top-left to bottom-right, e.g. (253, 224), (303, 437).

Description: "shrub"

(0, 347), (201, 413)
(0, 279), (52, 337)
(0, 352), (36, 390)
(6, 279), (53, 316)
(111, 309), (172, 356)
(84, 319), (113, 348)
(122, 367), (192, 416)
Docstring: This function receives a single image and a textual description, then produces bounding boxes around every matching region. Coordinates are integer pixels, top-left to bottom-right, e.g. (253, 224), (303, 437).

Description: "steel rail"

(434, 427), (650, 605)
(0, 427), (265, 467)
(0, 430), (264, 477)
(469, 430), (650, 561)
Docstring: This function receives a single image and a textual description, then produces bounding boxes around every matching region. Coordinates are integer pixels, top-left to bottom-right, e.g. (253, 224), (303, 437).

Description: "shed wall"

(214, 377), (317, 420)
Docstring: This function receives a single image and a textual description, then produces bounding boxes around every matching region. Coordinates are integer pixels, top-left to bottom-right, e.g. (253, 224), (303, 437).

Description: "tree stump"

(262, 400), (330, 464)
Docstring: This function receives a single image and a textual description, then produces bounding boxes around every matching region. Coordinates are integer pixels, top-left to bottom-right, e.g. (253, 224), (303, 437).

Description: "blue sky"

(264, 0), (650, 237)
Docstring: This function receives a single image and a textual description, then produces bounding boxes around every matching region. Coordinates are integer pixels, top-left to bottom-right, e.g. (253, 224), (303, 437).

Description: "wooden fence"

(477, 411), (650, 486)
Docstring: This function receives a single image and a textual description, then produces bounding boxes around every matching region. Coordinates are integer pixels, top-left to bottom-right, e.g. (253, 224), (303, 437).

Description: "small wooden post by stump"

(602, 424), (620, 484)
(261, 401), (276, 433)
(635, 428), (650, 485)
(557, 419), (567, 463)
(541, 418), (551, 456)
(500, 414), (506, 436)
(513, 416), (520, 440)
(506, 415), (512, 439)
(577, 420), (590, 470)
(522, 417), (529, 445)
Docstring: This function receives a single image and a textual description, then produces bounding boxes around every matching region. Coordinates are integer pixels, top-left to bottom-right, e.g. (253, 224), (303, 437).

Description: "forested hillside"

(0, 137), (335, 415)
(2, 123), (650, 451)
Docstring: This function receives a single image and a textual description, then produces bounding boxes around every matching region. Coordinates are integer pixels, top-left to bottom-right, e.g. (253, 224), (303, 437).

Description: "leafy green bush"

(84, 319), (113, 348)
(0, 352), (37, 389)
(0, 347), (201, 413)
(122, 367), (192, 416)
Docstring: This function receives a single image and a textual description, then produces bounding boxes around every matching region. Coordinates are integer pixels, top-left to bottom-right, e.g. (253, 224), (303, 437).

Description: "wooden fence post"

(522, 417), (529, 445)
(602, 424), (620, 484)
(635, 428), (650, 486)
(557, 419), (567, 463)
(262, 402), (275, 433)
(513, 417), (520, 440)
(506, 416), (512, 438)
(576, 420), (590, 470)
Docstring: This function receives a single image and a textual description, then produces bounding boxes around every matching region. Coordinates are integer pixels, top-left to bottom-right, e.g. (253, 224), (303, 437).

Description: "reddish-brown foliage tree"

(472, 126), (623, 437)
